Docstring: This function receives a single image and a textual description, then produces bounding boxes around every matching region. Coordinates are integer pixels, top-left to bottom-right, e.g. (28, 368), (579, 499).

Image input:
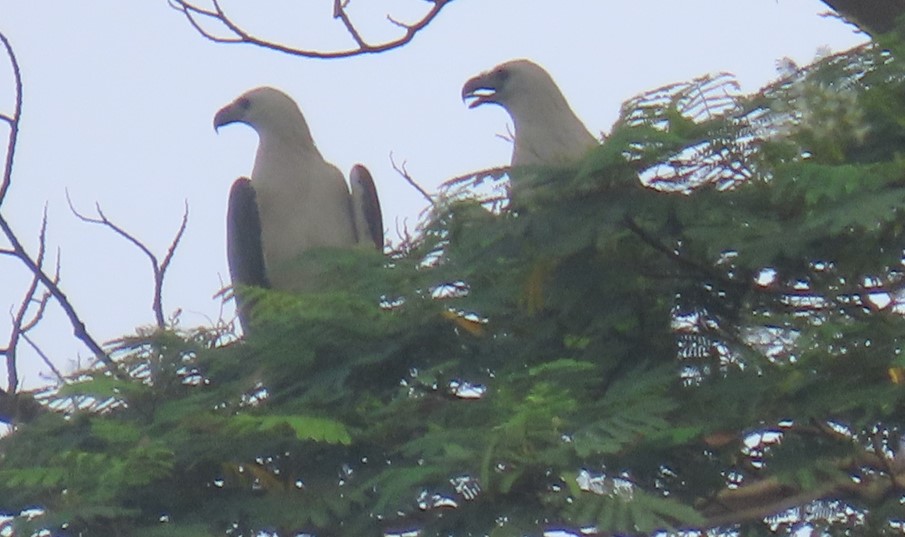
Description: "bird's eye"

(238, 97), (251, 110)
(497, 69), (510, 83)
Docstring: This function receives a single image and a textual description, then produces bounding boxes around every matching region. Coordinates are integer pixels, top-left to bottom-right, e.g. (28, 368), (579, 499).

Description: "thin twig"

(67, 192), (155, 260)
(5, 206), (51, 392)
(388, 216), (416, 255)
(169, 0), (242, 44)
(390, 152), (434, 205)
(21, 332), (65, 384)
(0, 33), (119, 377)
(155, 201), (190, 328)
(19, 289), (55, 335)
(168, 0), (452, 59)
(0, 213), (116, 372)
(67, 191), (189, 329)
(19, 249), (58, 334)
(333, 0), (368, 49)
(0, 32), (22, 204)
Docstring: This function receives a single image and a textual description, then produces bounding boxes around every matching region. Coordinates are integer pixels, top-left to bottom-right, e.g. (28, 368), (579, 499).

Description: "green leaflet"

(10, 39), (905, 536)
(229, 413), (352, 445)
(566, 486), (706, 533)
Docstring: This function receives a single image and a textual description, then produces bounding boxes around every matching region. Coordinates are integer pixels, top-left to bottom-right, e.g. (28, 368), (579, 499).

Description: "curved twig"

(0, 214), (116, 373)
(3, 206), (55, 392)
(21, 332), (65, 384)
(157, 200), (190, 325)
(67, 191), (189, 329)
(390, 152), (434, 205)
(333, 0), (368, 49)
(168, 0), (453, 59)
(0, 32), (21, 203)
(0, 32), (119, 378)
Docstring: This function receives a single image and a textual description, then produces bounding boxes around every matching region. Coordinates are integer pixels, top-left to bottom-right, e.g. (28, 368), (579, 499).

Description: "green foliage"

(563, 482), (706, 534)
(572, 367), (680, 457)
(229, 414), (352, 445)
(8, 41), (905, 536)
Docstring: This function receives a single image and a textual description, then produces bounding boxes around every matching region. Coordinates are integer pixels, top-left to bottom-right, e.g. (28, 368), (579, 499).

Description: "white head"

(462, 59), (596, 167)
(214, 86), (315, 146)
(461, 59), (561, 112)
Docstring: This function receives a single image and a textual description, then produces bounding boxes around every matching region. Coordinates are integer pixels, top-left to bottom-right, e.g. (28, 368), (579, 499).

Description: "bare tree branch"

(390, 152), (435, 205)
(0, 32), (120, 380)
(333, 0), (368, 49)
(157, 200), (190, 322)
(0, 213), (117, 373)
(0, 32), (21, 204)
(3, 206), (53, 393)
(21, 332), (65, 385)
(18, 250), (57, 335)
(67, 191), (189, 329)
(168, 0), (453, 59)
(699, 421), (901, 528)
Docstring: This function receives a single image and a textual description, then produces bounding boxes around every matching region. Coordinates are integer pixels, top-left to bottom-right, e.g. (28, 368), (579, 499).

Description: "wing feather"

(350, 165), (384, 250)
(227, 177), (270, 289)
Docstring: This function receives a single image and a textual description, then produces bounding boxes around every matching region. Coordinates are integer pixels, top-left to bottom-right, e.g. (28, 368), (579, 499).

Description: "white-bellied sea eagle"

(462, 60), (598, 201)
(214, 87), (383, 325)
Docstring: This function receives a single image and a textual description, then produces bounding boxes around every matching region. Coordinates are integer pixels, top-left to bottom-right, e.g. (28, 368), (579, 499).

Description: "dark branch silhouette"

(701, 421), (905, 527)
(820, 0), (905, 35)
(0, 31), (129, 424)
(0, 33), (20, 204)
(168, 0), (453, 59)
(0, 32), (195, 425)
(390, 152), (435, 205)
(21, 332), (65, 385)
(2, 206), (57, 393)
(67, 192), (189, 329)
(0, 211), (116, 373)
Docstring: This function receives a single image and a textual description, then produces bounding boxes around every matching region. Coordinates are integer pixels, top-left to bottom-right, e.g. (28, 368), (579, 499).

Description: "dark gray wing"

(227, 178), (270, 289)
(349, 165), (384, 250)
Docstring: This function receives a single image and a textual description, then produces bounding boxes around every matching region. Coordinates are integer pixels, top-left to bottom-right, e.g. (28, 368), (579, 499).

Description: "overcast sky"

(0, 1), (866, 388)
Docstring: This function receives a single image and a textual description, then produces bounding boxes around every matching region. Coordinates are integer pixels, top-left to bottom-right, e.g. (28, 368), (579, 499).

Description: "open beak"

(461, 74), (498, 109)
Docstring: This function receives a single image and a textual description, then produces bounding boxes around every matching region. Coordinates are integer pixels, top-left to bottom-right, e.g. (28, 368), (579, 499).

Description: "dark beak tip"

(461, 77), (495, 108)
(212, 105), (237, 132)
(461, 76), (481, 100)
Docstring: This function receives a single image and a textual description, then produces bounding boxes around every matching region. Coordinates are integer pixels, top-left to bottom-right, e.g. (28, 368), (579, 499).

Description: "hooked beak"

(213, 103), (242, 132)
(461, 74), (498, 109)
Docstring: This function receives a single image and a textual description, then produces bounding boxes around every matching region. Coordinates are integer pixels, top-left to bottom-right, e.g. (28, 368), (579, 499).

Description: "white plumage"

(462, 59), (597, 167)
(214, 87), (383, 300)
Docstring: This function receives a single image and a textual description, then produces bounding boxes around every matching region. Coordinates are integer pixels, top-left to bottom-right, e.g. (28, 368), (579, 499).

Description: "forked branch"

(67, 192), (189, 329)
(167, 0), (452, 59)
(2, 207), (57, 393)
(0, 31), (122, 388)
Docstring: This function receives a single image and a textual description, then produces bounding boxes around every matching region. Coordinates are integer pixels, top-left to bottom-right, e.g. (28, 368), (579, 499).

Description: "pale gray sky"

(0, 1), (866, 387)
